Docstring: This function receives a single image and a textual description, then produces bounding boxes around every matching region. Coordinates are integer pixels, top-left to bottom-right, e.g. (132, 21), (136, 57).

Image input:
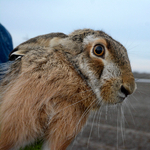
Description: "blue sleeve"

(0, 23), (13, 63)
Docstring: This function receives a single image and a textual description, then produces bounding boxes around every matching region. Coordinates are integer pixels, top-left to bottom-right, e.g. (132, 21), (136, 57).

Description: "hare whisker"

(116, 104), (119, 149)
(75, 99), (97, 132)
(87, 108), (98, 148)
(127, 45), (139, 52)
(130, 94), (138, 102)
(124, 39), (134, 49)
(67, 89), (93, 100)
(70, 99), (97, 150)
(136, 89), (149, 96)
(135, 90), (144, 98)
(116, 103), (124, 149)
(56, 92), (95, 114)
(97, 101), (105, 138)
(105, 103), (108, 120)
(120, 104), (125, 148)
(124, 100), (135, 125)
(127, 96), (137, 113)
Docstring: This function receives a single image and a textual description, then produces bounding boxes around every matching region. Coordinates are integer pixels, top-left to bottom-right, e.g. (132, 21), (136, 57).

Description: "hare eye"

(93, 45), (105, 57)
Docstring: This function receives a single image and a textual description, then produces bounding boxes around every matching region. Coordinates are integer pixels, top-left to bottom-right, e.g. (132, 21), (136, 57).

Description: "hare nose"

(120, 85), (130, 97)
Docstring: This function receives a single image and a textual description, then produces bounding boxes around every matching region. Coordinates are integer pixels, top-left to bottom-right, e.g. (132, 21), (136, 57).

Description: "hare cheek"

(100, 62), (122, 104)
(100, 78), (121, 104)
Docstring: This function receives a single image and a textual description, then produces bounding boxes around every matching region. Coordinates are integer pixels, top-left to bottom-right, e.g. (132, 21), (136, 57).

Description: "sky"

(0, 0), (150, 73)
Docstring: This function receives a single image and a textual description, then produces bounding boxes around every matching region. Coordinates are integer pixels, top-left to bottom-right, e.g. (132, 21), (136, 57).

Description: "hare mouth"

(118, 97), (126, 103)
(117, 94), (126, 103)
(116, 91), (126, 103)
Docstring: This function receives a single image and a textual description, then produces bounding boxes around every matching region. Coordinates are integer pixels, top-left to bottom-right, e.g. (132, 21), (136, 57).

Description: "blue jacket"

(0, 23), (13, 63)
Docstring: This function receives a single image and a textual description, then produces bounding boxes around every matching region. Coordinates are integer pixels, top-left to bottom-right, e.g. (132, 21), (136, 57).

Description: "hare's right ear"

(9, 48), (25, 61)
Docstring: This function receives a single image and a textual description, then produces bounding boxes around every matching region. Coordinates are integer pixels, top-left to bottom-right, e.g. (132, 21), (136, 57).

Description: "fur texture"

(0, 29), (136, 150)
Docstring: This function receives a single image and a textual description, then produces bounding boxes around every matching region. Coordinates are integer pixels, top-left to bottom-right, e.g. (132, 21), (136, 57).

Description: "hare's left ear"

(9, 48), (25, 61)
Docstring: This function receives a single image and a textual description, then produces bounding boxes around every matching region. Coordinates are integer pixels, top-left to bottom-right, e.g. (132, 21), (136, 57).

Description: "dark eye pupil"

(95, 46), (103, 54)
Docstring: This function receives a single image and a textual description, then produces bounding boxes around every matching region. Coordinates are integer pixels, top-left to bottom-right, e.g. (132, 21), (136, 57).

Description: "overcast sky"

(0, 0), (150, 73)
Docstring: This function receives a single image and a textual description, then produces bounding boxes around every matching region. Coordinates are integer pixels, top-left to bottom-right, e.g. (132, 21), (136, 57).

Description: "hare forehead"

(83, 35), (106, 46)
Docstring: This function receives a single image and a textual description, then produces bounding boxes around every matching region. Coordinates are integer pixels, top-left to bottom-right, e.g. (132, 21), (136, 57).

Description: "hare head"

(59, 29), (136, 105)
(0, 29), (136, 150)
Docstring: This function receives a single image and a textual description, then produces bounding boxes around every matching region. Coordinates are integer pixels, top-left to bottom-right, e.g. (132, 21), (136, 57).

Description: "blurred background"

(0, 0), (150, 72)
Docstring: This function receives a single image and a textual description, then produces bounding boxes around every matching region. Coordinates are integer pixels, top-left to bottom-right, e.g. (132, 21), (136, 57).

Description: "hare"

(0, 29), (136, 150)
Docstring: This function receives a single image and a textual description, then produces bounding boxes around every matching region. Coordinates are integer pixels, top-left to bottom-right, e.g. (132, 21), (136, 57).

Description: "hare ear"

(9, 48), (25, 61)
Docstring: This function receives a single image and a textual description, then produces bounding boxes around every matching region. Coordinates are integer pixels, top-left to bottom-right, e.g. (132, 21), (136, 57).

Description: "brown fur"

(9, 32), (68, 60)
(0, 29), (136, 150)
(0, 46), (96, 150)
